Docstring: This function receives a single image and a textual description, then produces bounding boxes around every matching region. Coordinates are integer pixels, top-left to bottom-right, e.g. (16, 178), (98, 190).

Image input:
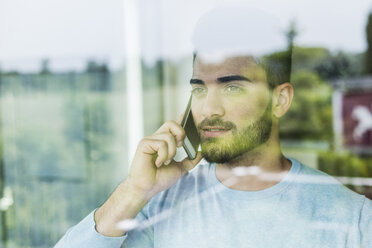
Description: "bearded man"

(56, 4), (372, 248)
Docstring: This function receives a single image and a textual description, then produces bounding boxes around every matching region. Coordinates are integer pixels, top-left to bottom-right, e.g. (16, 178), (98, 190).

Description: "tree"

(315, 51), (357, 79)
(0, 75), (8, 247)
(279, 70), (333, 141)
(40, 59), (51, 74)
(365, 12), (372, 74)
(285, 19), (298, 50)
(85, 60), (110, 91)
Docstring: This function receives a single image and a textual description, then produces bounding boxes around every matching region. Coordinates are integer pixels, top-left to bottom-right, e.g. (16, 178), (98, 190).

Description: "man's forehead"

(192, 55), (264, 80)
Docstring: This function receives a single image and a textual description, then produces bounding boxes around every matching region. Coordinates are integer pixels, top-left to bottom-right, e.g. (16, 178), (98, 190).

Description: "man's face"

(191, 56), (273, 163)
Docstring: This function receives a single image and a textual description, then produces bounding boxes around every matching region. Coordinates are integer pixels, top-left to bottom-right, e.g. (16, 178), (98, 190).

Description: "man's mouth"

(202, 126), (231, 137)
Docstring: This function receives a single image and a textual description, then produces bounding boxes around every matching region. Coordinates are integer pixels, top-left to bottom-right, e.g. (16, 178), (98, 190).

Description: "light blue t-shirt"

(55, 158), (372, 247)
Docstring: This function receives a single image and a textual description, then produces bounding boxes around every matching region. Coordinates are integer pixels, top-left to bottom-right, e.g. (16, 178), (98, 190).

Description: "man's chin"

(200, 138), (264, 164)
(201, 151), (233, 164)
(200, 141), (241, 164)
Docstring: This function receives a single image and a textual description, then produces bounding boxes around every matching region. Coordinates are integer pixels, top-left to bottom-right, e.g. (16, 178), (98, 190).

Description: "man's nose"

(201, 92), (225, 118)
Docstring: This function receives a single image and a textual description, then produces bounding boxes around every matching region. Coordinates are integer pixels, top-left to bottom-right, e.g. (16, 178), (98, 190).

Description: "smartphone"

(180, 96), (200, 160)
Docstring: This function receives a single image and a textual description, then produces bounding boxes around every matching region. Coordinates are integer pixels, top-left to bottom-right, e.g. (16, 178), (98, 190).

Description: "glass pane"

(1, 0), (372, 247)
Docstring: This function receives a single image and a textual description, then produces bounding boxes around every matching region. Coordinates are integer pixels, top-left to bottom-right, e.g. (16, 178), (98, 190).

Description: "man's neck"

(215, 136), (292, 191)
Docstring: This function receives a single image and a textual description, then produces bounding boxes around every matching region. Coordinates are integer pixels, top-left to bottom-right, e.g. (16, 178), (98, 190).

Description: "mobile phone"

(180, 96), (200, 160)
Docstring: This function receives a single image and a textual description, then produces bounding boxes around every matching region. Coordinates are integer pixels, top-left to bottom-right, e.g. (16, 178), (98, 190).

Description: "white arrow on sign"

(351, 105), (372, 141)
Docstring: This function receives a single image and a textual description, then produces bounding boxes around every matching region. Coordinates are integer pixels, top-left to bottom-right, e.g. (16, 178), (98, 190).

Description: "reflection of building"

(332, 76), (372, 154)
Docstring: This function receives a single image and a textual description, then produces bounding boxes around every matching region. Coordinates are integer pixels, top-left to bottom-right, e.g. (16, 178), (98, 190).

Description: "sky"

(0, 0), (371, 72)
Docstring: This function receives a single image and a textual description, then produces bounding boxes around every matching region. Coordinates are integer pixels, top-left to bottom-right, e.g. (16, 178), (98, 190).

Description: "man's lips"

(201, 126), (231, 137)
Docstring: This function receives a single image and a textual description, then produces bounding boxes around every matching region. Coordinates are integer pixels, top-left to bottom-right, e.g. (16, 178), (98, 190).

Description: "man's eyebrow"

(190, 79), (204, 85)
(189, 75), (252, 85)
(217, 75), (252, 83)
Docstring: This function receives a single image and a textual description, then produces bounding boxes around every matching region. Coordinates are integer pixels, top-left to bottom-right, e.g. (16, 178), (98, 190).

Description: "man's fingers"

(179, 152), (203, 172)
(151, 132), (177, 164)
(140, 139), (169, 167)
(155, 120), (185, 147)
(177, 114), (184, 124)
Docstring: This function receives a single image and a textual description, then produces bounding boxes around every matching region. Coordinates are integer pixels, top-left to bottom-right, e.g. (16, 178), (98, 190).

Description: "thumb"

(179, 152), (203, 172)
(177, 113), (184, 124)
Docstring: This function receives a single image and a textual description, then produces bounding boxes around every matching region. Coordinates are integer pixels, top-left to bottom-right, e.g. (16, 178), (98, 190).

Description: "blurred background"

(0, 0), (372, 247)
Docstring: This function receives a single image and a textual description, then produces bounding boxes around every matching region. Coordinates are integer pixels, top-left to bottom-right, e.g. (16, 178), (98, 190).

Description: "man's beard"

(198, 103), (272, 163)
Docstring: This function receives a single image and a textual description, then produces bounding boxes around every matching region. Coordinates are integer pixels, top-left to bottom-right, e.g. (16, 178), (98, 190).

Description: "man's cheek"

(226, 105), (253, 125)
(191, 106), (203, 125)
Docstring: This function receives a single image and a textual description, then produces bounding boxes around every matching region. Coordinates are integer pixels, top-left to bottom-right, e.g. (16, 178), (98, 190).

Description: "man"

(56, 5), (372, 248)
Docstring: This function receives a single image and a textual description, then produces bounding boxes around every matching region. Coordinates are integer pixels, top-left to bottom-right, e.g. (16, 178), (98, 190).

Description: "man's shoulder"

(292, 158), (367, 210)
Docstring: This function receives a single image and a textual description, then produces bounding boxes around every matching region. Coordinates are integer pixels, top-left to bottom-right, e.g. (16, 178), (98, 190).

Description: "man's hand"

(126, 120), (202, 199)
(95, 120), (202, 237)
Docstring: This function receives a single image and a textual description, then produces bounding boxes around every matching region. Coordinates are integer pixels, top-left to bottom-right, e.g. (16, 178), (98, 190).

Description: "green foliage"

(365, 12), (372, 74)
(40, 59), (51, 75)
(277, 45), (364, 141)
(315, 52), (362, 79)
(85, 61), (109, 73)
(292, 46), (330, 72)
(0, 77), (121, 247)
(285, 20), (298, 49)
(292, 46), (362, 79)
(318, 151), (372, 196)
(262, 50), (292, 88)
(280, 70), (333, 141)
(319, 151), (372, 178)
(0, 43), (368, 247)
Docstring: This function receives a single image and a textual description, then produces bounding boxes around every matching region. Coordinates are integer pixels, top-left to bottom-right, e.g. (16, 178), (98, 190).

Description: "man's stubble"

(198, 100), (273, 164)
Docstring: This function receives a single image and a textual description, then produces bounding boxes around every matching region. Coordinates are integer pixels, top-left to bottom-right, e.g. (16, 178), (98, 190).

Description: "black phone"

(180, 96), (200, 160)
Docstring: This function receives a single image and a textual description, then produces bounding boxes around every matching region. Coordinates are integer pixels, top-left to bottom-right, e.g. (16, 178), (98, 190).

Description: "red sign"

(342, 92), (372, 148)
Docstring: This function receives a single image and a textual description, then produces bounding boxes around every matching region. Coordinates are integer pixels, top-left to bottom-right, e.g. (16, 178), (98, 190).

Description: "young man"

(56, 5), (372, 248)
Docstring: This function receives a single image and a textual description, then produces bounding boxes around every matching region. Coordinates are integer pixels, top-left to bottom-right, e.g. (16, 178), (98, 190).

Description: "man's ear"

(272, 82), (294, 118)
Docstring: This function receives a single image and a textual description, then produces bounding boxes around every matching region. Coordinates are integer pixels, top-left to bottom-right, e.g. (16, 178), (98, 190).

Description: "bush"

(318, 151), (372, 198)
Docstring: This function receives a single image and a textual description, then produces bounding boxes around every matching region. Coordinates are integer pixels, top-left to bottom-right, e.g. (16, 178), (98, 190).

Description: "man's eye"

(191, 87), (207, 96)
(225, 85), (243, 94)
